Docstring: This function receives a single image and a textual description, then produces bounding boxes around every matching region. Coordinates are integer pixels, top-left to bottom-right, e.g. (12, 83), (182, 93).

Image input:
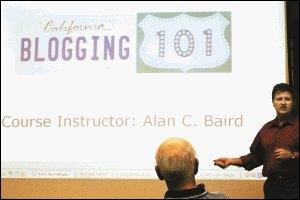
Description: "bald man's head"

(155, 137), (198, 189)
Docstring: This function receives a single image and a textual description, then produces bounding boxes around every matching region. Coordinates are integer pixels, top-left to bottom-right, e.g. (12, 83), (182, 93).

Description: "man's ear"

(194, 158), (199, 175)
(155, 165), (164, 180)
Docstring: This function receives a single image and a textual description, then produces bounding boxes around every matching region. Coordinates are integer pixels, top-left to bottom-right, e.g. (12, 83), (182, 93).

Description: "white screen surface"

(1, 1), (286, 179)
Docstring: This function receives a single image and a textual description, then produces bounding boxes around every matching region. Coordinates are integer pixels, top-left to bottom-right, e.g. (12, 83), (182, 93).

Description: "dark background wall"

(287, 1), (299, 116)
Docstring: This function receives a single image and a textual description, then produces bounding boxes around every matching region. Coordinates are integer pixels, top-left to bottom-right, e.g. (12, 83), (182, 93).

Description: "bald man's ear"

(155, 165), (164, 180)
(194, 158), (199, 175)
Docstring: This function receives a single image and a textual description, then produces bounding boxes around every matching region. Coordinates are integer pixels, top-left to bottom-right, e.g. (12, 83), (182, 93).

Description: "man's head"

(155, 137), (198, 190)
(272, 83), (295, 118)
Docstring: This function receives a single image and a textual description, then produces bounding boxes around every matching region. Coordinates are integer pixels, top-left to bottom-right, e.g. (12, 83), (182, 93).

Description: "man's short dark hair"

(272, 83), (295, 101)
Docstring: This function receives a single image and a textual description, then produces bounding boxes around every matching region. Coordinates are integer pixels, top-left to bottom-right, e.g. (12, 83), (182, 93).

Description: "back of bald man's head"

(155, 137), (197, 182)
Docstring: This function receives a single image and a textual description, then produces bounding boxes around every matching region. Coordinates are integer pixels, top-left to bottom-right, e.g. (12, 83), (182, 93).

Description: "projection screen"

(1, 1), (287, 179)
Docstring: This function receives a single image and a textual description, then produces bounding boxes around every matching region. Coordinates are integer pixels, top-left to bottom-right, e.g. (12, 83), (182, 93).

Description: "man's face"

(273, 91), (293, 117)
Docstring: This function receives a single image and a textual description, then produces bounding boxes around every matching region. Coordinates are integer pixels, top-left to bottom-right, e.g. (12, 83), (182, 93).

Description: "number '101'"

(157, 29), (212, 57)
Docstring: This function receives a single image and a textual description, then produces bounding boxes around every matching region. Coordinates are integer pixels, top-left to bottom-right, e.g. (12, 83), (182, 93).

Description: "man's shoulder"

(263, 118), (277, 127)
(164, 185), (229, 199)
(258, 118), (276, 131)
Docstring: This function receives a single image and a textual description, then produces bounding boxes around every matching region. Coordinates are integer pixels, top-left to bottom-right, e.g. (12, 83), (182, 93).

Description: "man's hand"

(274, 148), (293, 160)
(213, 158), (231, 169)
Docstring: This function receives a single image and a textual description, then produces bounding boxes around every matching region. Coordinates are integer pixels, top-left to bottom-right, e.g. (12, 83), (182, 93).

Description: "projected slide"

(1, 2), (286, 179)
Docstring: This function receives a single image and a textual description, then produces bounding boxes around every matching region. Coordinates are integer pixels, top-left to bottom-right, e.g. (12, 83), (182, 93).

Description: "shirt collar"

(269, 117), (297, 128)
(164, 183), (207, 199)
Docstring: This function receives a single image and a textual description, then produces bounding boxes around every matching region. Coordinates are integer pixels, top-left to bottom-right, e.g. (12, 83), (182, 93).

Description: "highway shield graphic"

(137, 12), (231, 73)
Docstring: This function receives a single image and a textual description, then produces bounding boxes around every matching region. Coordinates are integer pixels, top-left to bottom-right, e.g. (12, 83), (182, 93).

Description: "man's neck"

(277, 114), (292, 122)
(167, 179), (197, 191)
(276, 114), (294, 126)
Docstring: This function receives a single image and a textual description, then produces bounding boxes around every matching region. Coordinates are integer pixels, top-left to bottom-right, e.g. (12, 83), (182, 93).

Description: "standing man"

(214, 83), (299, 199)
